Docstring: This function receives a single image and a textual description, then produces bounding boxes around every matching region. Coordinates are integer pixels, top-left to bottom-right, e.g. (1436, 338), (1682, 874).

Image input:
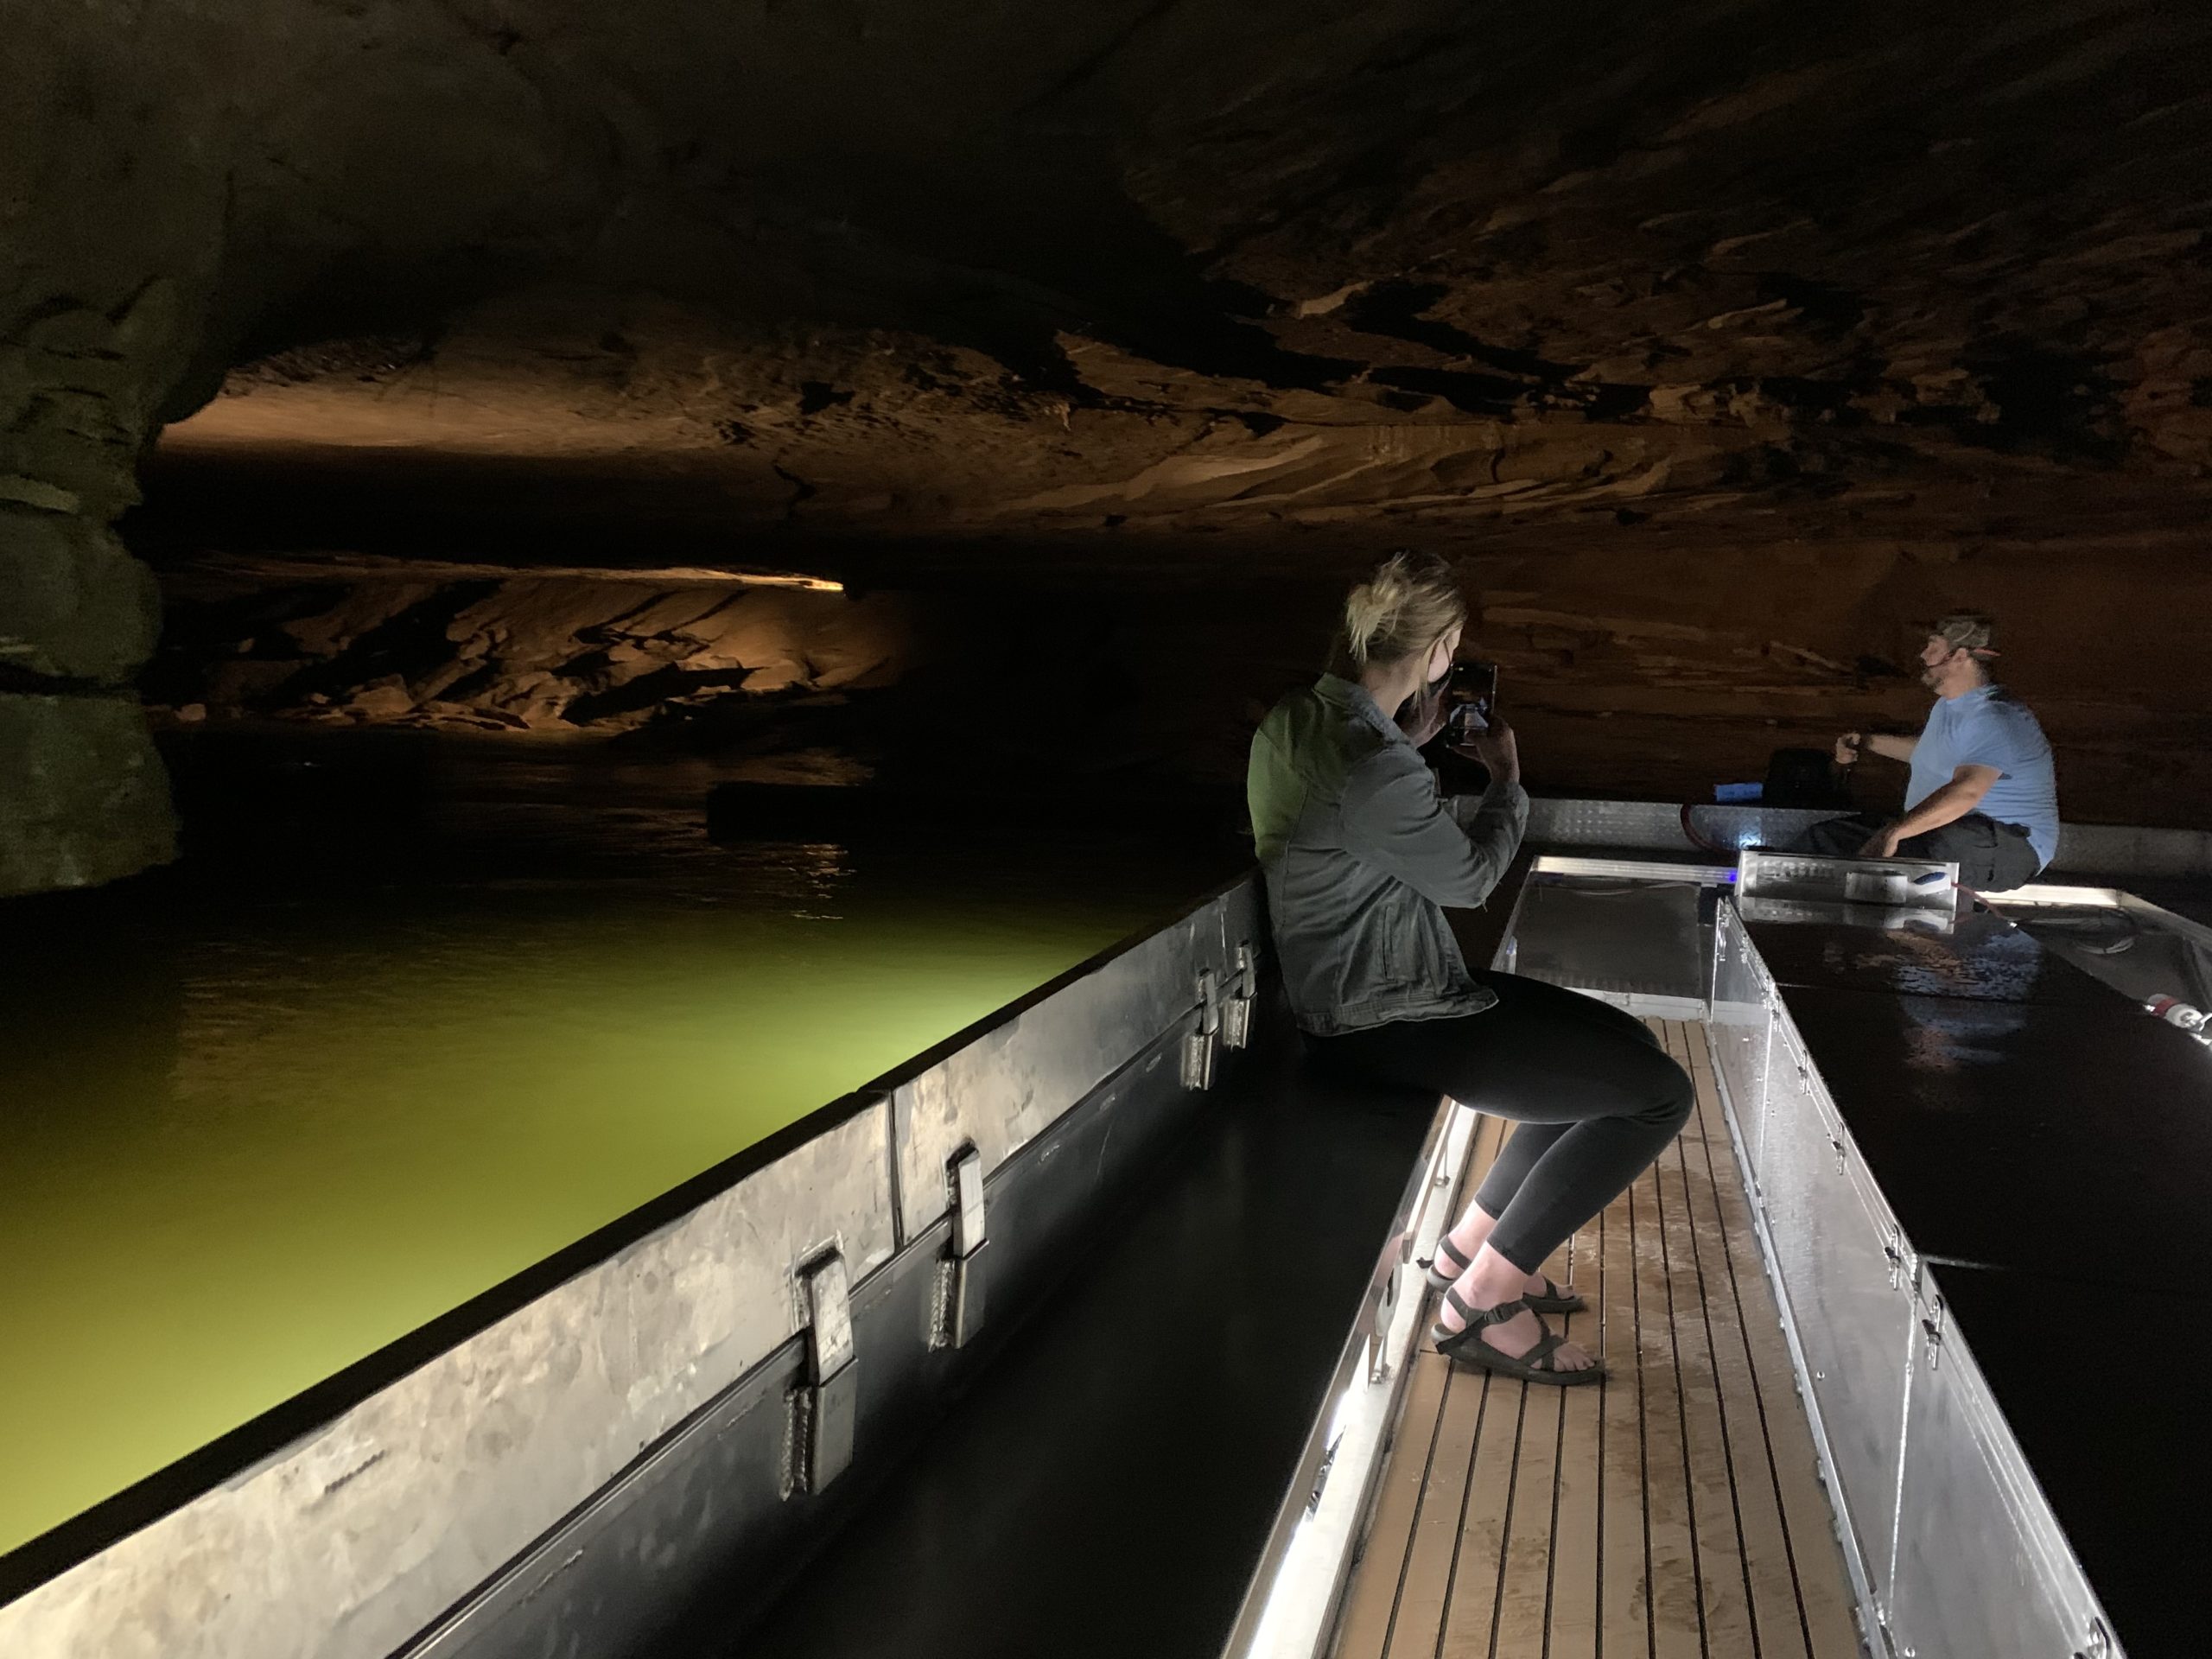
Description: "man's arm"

(1860, 764), (2000, 856)
(1835, 730), (1917, 765)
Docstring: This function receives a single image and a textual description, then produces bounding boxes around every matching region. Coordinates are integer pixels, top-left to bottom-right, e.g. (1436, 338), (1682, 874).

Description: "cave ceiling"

(36, 0), (2202, 581)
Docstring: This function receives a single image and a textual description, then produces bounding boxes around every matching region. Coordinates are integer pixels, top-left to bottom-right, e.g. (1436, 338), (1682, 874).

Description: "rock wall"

(3, 20), (222, 893)
(10, 3), (2212, 887)
(0, 695), (174, 893)
(149, 536), (2212, 829)
(146, 559), (1259, 793)
(151, 558), (906, 741)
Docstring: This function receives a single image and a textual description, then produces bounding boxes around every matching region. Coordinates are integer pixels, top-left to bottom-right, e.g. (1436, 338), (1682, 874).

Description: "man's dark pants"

(1785, 810), (2044, 892)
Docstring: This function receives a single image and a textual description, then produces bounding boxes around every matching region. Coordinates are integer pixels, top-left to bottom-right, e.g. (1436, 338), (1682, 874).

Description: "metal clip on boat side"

(1183, 967), (1221, 1090)
(1919, 1293), (1946, 1374)
(932, 1143), (988, 1350)
(792, 1249), (857, 1494)
(1221, 943), (1258, 1051)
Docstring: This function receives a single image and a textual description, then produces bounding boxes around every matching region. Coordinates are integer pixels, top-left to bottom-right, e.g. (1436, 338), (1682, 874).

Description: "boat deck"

(1333, 1020), (1865, 1659)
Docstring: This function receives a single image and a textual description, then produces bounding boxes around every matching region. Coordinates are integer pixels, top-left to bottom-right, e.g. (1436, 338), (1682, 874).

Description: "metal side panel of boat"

(1518, 798), (1835, 855)
(403, 1001), (1229, 1659)
(890, 878), (1262, 1243)
(0, 1097), (897, 1659)
(1758, 998), (1917, 1621)
(1709, 899), (1775, 1188)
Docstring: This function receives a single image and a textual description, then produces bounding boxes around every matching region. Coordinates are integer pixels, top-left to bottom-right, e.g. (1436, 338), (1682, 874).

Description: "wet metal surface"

(1749, 904), (2115, 1007)
(1508, 875), (1712, 1005)
(1774, 986), (2212, 1277)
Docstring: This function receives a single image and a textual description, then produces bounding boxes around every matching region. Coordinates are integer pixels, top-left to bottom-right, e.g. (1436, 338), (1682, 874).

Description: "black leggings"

(1311, 975), (1694, 1274)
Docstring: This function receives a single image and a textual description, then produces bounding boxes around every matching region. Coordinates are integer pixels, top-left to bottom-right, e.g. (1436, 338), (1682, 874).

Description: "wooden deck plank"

(1333, 1347), (1452, 1659)
(1486, 1389), (1554, 1656)
(1382, 1364), (1484, 1659)
(1332, 1019), (1866, 1659)
(1339, 1110), (1505, 1659)
(1427, 1116), (1535, 1658)
(1634, 1021), (1703, 1659)
(1384, 1111), (1507, 1659)
(1668, 1028), (1814, 1659)
(1545, 1228), (1602, 1659)
(1597, 1158), (1653, 1659)
(1489, 1245), (1572, 1657)
(1436, 1372), (1517, 1659)
(1657, 1022), (1758, 1659)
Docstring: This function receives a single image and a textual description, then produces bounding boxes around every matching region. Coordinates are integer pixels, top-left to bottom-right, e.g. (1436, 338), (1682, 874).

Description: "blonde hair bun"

(1343, 550), (1466, 667)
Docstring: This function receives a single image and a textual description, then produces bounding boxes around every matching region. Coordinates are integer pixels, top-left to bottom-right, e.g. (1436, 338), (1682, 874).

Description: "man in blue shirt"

(1790, 613), (2059, 891)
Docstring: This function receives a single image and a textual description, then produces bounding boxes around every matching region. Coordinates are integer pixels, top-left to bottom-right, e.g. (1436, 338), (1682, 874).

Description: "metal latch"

(1920, 1292), (1946, 1373)
(932, 1143), (988, 1349)
(1306, 1427), (1344, 1516)
(1884, 1229), (1907, 1292)
(2074, 1616), (2113, 1659)
(791, 1249), (857, 1494)
(1829, 1134), (1847, 1176)
(1221, 943), (1258, 1051)
(1182, 967), (1220, 1090)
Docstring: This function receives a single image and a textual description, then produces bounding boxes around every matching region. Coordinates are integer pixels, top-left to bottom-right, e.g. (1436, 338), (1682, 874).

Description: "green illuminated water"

(0, 739), (1231, 1560)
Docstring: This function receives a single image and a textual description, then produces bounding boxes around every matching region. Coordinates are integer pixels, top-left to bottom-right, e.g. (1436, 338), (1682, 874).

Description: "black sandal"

(1432, 1288), (1604, 1387)
(1421, 1236), (1587, 1314)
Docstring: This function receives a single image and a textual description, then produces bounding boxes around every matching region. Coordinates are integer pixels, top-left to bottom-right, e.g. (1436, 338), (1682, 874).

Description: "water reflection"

(1897, 993), (2031, 1075)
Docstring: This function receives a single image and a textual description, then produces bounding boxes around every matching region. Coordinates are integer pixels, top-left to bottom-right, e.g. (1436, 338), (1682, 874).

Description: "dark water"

(0, 733), (1236, 1556)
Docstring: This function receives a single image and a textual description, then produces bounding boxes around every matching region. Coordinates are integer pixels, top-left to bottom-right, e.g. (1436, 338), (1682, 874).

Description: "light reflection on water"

(0, 736), (1234, 1557)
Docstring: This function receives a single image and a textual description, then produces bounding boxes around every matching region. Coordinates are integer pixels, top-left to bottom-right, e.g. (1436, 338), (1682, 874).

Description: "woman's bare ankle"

(1457, 1246), (1528, 1306)
(1444, 1204), (1500, 1262)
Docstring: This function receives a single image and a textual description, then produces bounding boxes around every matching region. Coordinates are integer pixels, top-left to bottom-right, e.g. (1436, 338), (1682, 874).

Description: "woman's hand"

(1452, 713), (1521, 787)
(1398, 682), (1450, 747)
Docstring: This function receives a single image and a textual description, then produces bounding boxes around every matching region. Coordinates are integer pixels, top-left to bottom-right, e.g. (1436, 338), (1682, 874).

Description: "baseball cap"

(1930, 612), (1999, 657)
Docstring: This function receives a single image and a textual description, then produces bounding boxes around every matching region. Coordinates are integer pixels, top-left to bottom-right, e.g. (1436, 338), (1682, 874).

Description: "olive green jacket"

(1246, 674), (1527, 1035)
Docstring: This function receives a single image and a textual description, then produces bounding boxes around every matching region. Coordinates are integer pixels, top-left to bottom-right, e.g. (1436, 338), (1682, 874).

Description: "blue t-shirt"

(1905, 685), (2059, 868)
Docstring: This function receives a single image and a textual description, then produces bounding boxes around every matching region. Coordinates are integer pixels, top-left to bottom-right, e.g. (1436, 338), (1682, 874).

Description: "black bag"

(1763, 747), (1851, 809)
